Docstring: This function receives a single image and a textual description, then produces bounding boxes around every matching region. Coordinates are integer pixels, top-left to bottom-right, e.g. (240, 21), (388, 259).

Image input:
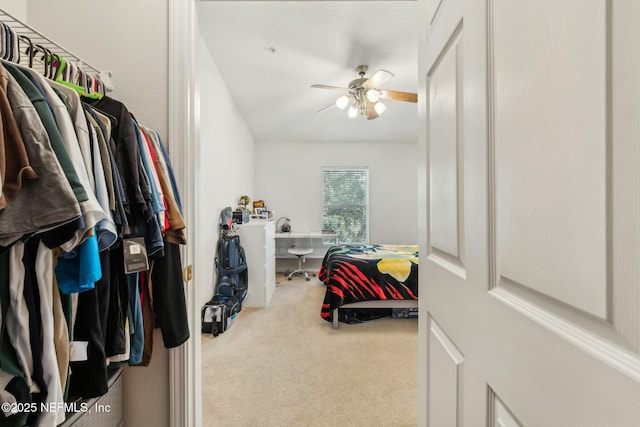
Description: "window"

(322, 168), (369, 244)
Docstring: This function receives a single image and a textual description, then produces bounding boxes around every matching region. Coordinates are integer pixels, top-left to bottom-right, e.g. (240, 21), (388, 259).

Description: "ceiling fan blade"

(364, 102), (379, 120)
(317, 103), (335, 113)
(380, 89), (418, 103)
(311, 84), (349, 92)
(362, 69), (394, 89)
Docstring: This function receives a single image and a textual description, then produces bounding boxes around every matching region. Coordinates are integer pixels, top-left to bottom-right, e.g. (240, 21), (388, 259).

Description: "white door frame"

(168, 0), (201, 426)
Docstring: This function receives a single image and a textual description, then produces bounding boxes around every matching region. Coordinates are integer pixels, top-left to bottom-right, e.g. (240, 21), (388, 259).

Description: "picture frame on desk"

(254, 207), (269, 219)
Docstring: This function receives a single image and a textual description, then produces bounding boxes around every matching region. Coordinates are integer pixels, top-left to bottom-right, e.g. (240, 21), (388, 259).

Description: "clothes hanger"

(88, 74), (104, 96)
(0, 34), (41, 74)
(0, 24), (6, 60)
(1, 24), (9, 61)
(53, 55), (67, 81)
(62, 56), (71, 81)
(1, 24), (14, 62)
(33, 44), (52, 77)
(48, 53), (61, 79)
(18, 35), (35, 68)
(43, 49), (56, 79)
(10, 27), (19, 64)
(0, 26), (24, 66)
(54, 58), (103, 99)
(4, 25), (11, 61)
(0, 21), (107, 99)
(1, 24), (16, 62)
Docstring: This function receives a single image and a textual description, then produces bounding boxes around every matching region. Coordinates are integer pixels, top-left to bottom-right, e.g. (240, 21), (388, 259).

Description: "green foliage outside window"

(322, 168), (368, 244)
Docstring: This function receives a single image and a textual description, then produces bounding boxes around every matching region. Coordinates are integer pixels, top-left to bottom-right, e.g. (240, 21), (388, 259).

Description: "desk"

(274, 231), (339, 244)
(236, 223), (337, 303)
(274, 231), (339, 261)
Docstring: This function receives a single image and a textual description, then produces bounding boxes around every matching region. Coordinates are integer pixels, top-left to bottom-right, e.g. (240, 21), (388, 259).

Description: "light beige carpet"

(201, 275), (418, 427)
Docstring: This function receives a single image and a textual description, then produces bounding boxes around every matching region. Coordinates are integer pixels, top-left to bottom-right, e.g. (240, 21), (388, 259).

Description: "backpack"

(215, 233), (248, 308)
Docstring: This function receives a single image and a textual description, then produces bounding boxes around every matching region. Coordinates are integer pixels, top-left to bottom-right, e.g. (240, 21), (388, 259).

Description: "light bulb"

(347, 104), (358, 118)
(335, 95), (349, 110)
(366, 89), (380, 103)
(374, 101), (387, 115)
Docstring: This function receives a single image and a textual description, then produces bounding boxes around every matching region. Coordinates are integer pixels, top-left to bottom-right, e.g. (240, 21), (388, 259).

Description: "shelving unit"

(236, 220), (276, 307)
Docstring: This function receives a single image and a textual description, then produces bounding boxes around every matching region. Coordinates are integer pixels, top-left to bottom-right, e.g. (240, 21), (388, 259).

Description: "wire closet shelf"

(0, 8), (111, 90)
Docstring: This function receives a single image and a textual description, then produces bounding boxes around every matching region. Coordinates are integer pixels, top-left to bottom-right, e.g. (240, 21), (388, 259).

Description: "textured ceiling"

(198, 1), (418, 144)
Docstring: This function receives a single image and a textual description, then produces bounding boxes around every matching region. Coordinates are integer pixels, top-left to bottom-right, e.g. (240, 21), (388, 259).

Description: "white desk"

(274, 231), (339, 260)
(274, 231), (339, 243)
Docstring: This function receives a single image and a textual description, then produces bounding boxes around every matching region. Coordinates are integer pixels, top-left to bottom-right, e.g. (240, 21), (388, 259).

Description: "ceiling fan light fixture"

(374, 101), (387, 115)
(335, 95), (349, 110)
(312, 65), (417, 120)
(366, 88), (380, 103)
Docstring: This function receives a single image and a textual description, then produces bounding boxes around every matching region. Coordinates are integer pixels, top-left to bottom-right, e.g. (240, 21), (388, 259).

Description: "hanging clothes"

(0, 69), (37, 211)
(82, 96), (148, 227)
(0, 31), (189, 425)
(0, 66), (81, 247)
(150, 242), (190, 349)
(0, 248), (31, 427)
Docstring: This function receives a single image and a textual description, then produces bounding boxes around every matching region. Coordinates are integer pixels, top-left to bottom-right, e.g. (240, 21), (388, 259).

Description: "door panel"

(491, 392), (523, 427)
(418, 0), (640, 426)
(612, 0), (640, 352)
(427, 316), (464, 427)
(428, 28), (464, 271)
(492, 0), (607, 318)
(427, 0), (444, 24)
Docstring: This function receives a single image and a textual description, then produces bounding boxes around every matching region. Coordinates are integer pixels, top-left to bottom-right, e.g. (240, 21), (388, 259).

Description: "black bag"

(201, 295), (240, 336)
(215, 234), (248, 307)
(201, 301), (225, 336)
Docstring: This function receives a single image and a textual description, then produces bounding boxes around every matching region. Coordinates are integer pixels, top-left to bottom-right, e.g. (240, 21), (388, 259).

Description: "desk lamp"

(276, 217), (291, 233)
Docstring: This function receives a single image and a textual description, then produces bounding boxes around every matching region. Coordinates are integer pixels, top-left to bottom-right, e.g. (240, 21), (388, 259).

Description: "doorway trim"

(168, 0), (200, 426)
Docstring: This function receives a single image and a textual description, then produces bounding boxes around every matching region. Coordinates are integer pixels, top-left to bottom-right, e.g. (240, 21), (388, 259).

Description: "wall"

(25, 1), (171, 426)
(255, 141), (419, 244)
(196, 31), (256, 308)
(1, 0), (26, 20)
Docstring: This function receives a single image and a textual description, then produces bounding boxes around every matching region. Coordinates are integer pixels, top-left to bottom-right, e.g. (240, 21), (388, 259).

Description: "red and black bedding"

(318, 244), (419, 323)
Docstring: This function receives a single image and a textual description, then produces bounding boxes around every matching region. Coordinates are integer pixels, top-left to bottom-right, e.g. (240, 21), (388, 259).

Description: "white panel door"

(417, 0), (640, 426)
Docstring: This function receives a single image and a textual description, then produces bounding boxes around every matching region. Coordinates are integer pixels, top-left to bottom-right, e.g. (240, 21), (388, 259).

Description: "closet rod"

(0, 8), (112, 86)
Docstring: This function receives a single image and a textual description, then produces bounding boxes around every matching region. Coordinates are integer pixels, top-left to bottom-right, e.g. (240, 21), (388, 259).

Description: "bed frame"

(332, 299), (419, 329)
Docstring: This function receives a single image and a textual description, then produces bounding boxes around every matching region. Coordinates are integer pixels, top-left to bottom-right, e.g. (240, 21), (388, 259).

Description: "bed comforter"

(318, 244), (419, 322)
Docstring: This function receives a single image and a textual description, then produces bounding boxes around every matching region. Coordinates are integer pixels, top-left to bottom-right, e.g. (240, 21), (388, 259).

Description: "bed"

(318, 244), (419, 328)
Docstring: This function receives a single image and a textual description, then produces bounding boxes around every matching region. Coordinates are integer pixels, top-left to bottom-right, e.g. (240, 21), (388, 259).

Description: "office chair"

(287, 235), (314, 281)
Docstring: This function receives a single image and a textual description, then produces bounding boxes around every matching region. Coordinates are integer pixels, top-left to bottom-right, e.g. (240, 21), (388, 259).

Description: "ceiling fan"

(311, 65), (417, 120)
